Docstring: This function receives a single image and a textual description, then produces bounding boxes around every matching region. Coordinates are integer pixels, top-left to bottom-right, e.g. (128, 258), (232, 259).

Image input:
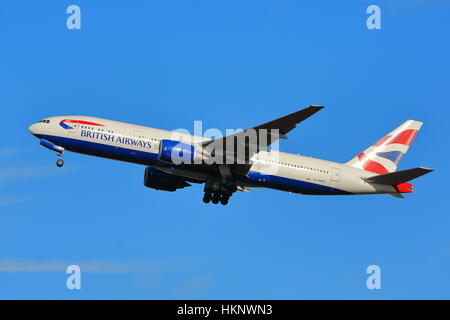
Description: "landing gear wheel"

(220, 197), (229, 205)
(203, 192), (212, 204)
(211, 193), (221, 204)
(56, 159), (64, 167)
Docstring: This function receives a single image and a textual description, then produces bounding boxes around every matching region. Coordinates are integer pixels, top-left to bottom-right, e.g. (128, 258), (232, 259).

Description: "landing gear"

(203, 177), (236, 205)
(203, 191), (228, 205)
(211, 193), (221, 204)
(56, 151), (64, 168)
(220, 195), (229, 206)
(56, 158), (64, 167)
(202, 192), (212, 203)
(39, 139), (65, 168)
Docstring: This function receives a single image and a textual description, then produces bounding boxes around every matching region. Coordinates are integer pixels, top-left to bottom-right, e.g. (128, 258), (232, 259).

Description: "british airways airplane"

(28, 106), (432, 205)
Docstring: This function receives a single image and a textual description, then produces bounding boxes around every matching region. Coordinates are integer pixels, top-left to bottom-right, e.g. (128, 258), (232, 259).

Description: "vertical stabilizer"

(346, 120), (423, 174)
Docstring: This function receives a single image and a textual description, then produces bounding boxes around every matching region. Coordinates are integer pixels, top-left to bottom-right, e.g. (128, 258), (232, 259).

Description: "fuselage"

(28, 116), (397, 196)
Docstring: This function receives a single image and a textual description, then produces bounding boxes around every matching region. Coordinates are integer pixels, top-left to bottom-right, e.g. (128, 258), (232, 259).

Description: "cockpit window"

(38, 120), (50, 124)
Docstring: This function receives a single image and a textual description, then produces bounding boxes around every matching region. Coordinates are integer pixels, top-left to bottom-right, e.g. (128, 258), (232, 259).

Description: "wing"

(200, 105), (324, 164)
(251, 105), (325, 137)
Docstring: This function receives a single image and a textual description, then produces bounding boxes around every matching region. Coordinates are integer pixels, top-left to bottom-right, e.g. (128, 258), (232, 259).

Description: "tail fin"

(346, 120), (423, 174)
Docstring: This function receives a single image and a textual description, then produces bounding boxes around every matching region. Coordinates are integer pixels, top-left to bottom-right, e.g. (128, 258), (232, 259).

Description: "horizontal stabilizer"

(365, 167), (433, 185)
(388, 193), (405, 199)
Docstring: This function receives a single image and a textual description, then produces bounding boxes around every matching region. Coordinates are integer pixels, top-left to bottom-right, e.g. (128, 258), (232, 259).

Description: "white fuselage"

(28, 116), (397, 196)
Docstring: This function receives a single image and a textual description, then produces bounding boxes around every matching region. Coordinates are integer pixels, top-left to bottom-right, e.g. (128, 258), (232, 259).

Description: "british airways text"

(80, 129), (152, 150)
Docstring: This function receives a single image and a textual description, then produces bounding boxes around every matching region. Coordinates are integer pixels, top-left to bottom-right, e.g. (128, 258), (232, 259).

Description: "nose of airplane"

(28, 123), (38, 135)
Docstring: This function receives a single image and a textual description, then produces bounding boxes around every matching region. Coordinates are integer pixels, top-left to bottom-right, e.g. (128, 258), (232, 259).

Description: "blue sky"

(0, 0), (449, 299)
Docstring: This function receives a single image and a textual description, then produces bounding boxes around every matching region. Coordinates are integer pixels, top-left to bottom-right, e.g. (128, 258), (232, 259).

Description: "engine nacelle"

(158, 140), (202, 164)
(143, 167), (190, 192)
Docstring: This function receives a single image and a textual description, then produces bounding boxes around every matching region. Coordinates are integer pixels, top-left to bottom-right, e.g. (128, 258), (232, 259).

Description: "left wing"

(251, 105), (325, 138)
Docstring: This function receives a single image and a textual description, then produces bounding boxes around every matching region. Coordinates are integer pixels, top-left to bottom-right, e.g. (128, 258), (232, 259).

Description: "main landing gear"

(202, 191), (231, 205)
(202, 178), (236, 205)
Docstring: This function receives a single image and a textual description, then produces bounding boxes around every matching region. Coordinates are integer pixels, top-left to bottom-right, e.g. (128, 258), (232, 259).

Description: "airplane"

(28, 106), (433, 205)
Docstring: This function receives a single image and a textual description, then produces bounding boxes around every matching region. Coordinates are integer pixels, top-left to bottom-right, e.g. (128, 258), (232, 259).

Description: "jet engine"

(143, 167), (190, 192)
(158, 140), (202, 164)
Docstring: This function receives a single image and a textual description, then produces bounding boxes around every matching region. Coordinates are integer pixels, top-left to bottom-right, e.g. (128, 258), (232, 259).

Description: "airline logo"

(349, 120), (422, 174)
(59, 119), (104, 130)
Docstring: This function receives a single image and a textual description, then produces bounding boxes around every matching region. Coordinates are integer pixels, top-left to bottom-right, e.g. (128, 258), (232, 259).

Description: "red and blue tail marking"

(346, 120), (423, 174)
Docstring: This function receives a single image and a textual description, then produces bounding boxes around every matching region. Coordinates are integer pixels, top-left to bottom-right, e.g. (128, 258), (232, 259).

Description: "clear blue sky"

(0, 0), (449, 299)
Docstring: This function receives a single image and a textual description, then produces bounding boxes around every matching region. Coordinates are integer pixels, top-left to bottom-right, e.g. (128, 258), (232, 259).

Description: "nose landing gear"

(55, 150), (64, 168)
(39, 139), (65, 168)
(56, 158), (64, 167)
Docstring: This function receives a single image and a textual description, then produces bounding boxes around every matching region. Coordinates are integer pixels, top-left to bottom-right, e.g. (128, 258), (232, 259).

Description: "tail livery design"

(346, 120), (422, 174)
